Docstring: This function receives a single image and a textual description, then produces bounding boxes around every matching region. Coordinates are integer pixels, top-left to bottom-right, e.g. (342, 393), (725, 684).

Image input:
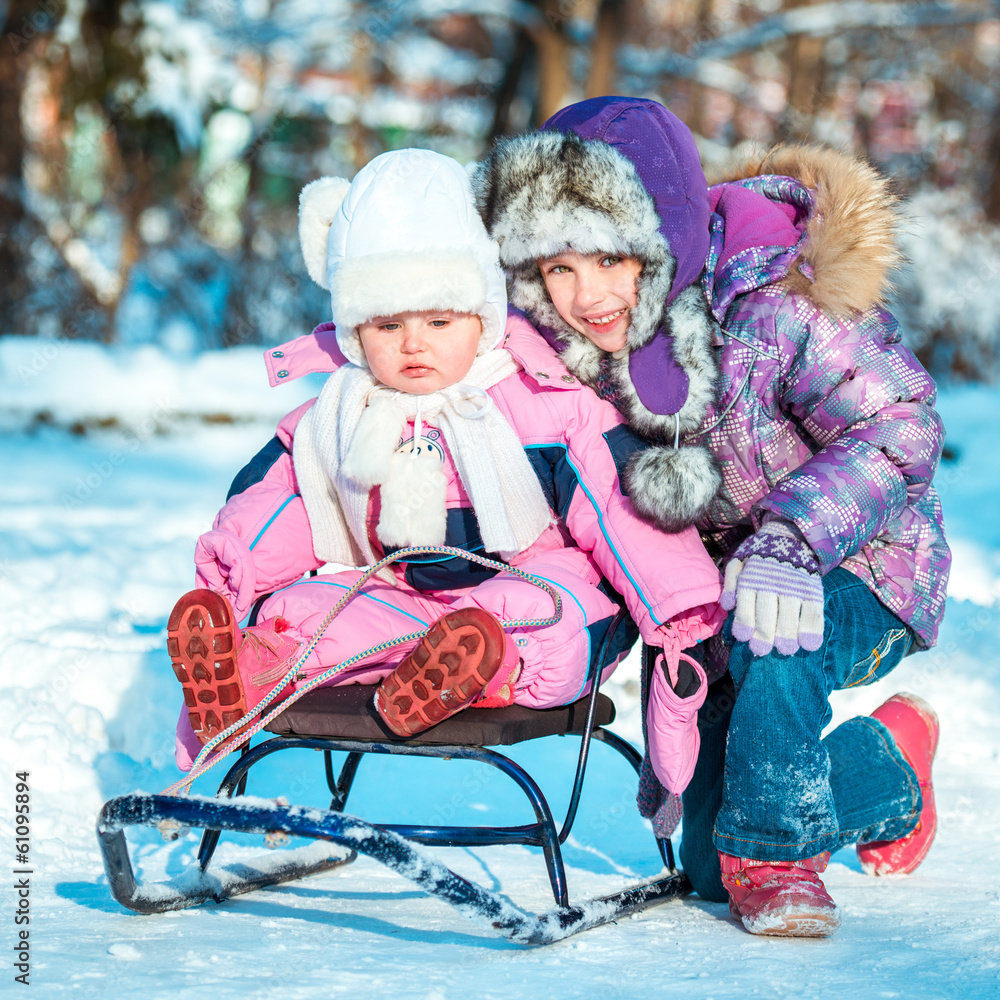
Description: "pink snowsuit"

(178, 311), (724, 789)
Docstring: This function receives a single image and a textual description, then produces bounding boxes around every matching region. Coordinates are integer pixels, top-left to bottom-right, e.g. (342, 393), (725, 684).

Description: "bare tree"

(585, 0), (624, 100)
(0, 0), (51, 332)
(780, 0), (826, 140)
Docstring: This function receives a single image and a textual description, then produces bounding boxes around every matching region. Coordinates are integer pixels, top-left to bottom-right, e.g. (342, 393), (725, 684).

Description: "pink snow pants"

(175, 548), (628, 769)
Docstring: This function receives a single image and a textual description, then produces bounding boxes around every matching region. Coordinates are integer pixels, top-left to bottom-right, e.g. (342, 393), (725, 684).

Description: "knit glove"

(721, 521), (824, 657)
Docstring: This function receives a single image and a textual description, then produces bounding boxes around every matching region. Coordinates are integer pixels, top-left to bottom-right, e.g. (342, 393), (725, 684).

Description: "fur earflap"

(615, 285), (720, 440)
(299, 176), (352, 289)
(708, 144), (901, 316)
(624, 444), (722, 533)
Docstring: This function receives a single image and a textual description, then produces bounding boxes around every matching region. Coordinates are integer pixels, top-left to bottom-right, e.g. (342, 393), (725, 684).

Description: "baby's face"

(359, 311), (482, 394)
(538, 250), (642, 354)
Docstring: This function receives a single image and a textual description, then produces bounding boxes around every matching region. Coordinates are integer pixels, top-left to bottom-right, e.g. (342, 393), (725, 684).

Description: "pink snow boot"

(374, 608), (518, 737)
(857, 692), (940, 876)
(167, 589), (300, 746)
(719, 851), (841, 937)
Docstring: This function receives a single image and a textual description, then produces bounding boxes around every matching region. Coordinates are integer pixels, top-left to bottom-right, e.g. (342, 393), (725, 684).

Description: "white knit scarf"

(293, 350), (553, 573)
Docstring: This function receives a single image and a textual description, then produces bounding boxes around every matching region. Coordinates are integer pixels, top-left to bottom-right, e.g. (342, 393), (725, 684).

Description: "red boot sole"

(743, 904), (842, 937)
(167, 589), (247, 746)
(375, 608), (507, 737)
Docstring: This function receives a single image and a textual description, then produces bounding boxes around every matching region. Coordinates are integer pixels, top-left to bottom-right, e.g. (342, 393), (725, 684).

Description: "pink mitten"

(193, 530), (257, 622)
(646, 650), (707, 795)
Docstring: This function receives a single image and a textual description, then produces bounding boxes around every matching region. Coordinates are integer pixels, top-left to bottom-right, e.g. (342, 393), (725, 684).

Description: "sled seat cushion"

(265, 684), (616, 747)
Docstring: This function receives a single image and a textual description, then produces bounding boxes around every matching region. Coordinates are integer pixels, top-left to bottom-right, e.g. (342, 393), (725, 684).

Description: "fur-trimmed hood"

(706, 144), (900, 318)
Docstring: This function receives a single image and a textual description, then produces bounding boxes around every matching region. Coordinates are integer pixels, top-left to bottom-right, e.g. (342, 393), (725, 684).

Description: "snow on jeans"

(680, 567), (922, 899)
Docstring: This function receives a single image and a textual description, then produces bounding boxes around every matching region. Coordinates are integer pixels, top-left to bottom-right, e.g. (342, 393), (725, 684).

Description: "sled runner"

(98, 607), (692, 945)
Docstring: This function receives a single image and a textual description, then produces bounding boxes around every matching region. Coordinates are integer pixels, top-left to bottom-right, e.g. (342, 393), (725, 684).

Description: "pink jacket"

(195, 310), (723, 792)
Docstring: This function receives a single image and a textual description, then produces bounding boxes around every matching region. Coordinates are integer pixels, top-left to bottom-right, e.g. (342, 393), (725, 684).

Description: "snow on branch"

(624, 1), (1000, 77)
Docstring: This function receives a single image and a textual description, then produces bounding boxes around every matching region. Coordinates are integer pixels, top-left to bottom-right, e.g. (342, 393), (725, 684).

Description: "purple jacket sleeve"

(756, 297), (944, 571)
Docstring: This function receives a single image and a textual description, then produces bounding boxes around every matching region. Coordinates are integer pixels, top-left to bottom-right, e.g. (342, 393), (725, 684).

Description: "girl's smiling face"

(538, 250), (642, 353)
(358, 311), (482, 394)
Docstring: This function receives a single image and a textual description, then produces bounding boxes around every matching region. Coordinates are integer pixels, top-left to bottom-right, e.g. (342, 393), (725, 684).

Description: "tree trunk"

(489, 29), (531, 141)
(780, 0), (825, 141)
(0, 0), (40, 332)
(985, 102), (1000, 223)
(350, 30), (377, 170)
(533, 0), (571, 124)
(584, 0), (622, 100)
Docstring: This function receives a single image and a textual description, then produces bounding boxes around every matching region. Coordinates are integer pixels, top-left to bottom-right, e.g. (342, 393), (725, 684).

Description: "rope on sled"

(161, 546), (562, 797)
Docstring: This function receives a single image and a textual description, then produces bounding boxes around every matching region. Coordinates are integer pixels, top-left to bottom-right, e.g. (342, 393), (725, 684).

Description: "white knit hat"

(298, 149), (508, 367)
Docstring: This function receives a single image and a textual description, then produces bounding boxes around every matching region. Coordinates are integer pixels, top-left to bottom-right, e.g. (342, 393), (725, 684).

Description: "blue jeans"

(680, 568), (922, 902)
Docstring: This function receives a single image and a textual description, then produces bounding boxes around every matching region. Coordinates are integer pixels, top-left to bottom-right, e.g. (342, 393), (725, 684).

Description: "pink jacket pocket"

(647, 650), (707, 796)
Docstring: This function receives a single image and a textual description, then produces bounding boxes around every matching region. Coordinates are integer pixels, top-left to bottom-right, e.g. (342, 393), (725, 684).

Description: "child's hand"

(721, 521), (824, 657)
(193, 530), (256, 622)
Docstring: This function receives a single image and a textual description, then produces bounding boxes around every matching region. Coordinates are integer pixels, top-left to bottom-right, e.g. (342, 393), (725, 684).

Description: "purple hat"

(472, 98), (722, 532)
(543, 97), (712, 302)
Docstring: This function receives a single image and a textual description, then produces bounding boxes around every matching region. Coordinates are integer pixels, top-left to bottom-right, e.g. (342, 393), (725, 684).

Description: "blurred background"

(3, 0), (1000, 379)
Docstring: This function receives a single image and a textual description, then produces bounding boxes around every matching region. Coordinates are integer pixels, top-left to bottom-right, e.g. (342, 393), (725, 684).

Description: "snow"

(2, 337), (1000, 997)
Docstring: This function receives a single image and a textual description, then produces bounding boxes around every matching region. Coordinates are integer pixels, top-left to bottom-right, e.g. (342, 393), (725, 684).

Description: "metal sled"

(97, 612), (692, 945)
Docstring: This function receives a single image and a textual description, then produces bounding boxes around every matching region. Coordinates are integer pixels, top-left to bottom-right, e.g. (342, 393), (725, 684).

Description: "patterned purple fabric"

(730, 527), (820, 575)
(694, 181), (950, 646)
(636, 753), (683, 837)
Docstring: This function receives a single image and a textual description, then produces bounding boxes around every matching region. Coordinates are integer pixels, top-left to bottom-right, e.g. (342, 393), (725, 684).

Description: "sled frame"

(97, 614), (693, 943)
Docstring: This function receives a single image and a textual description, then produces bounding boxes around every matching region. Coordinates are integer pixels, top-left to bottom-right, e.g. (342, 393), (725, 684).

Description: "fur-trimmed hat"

(299, 148), (507, 367)
(472, 97), (721, 533)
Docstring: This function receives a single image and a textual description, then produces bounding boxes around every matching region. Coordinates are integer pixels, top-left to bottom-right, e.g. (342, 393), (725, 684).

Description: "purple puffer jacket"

(476, 97), (950, 648)
(696, 175), (949, 647)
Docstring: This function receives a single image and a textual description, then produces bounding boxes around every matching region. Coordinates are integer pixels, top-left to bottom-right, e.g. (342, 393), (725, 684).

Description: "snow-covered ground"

(1, 336), (998, 999)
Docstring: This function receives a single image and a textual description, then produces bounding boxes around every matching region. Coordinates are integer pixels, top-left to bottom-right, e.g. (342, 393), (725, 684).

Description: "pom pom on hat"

(299, 176), (352, 289)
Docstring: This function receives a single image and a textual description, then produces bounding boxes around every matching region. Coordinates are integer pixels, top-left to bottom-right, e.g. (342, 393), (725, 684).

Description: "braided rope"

(162, 546), (562, 796)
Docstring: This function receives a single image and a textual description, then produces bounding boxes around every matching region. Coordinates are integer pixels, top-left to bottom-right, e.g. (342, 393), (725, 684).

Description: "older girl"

(473, 96), (950, 936)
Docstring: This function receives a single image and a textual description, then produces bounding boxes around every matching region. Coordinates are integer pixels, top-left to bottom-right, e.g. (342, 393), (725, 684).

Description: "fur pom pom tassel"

(299, 176), (353, 289)
(377, 450), (448, 548)
(342, 395), (406, 487)
(624, 445), (722, 533)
